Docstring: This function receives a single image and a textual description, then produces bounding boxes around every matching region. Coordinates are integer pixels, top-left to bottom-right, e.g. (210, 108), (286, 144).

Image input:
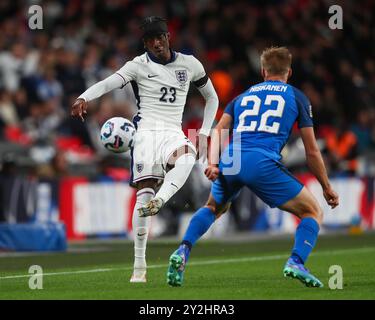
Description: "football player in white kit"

(71, 16), (219, 283)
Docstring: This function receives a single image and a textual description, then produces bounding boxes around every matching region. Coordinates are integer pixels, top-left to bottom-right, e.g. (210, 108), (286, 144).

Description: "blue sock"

(291, 217), (320, 264)
(181, 207), (215, 249)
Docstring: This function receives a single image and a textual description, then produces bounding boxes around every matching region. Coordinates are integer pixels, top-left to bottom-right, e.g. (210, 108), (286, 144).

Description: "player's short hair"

(140, 16), (168, 39)
(260, 47), (292, 76)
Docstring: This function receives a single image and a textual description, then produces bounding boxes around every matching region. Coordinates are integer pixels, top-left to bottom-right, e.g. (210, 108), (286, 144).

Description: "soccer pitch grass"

(1, 232), (375, 300)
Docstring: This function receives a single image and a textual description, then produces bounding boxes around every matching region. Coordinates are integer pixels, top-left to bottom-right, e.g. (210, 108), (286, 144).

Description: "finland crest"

(175, 69), (188, 84)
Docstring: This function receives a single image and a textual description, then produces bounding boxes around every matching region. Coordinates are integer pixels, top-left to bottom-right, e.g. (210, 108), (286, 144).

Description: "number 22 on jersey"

(237, 94), (285, 134)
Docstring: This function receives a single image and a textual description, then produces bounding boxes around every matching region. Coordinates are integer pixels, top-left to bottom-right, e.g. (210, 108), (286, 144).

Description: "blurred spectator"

(0, 42), (39, 92)
(36, 67), (63, 104)
(325, 120), (359, 176)
(350, 108), (375, 154)
(55, 49), (86, 106)
(0, 89), (19, 126)
(0, 153), (37, 223)
(36, 150), (69, 179)
(210, 70), (234, 108)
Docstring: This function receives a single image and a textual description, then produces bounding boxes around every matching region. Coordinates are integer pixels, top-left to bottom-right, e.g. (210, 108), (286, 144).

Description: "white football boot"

(138, 197), (164, 217)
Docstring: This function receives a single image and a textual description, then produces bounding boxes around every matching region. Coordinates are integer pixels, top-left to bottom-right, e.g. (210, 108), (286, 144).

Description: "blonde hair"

(260, 46), (292, 76)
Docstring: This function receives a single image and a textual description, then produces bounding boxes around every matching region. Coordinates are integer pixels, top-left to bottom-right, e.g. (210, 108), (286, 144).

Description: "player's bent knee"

(204, 203), (230, 219)
(279, 187), (323, 225)
(305, 192), (324, 225)
(311, 205), (323, 225)
(218, 202), (231, 215)
(299, 202), (323, 225)
(205, 194), (230, 218)
(205, 204), (217, 214)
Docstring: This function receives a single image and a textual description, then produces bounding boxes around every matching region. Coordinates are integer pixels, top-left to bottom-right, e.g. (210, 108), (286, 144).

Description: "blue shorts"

(211, 151), (303, 208)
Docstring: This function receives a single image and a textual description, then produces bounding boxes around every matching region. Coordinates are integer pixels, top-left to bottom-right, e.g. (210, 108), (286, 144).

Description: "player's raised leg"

(130, 179), (158, 283)
(138, 145), (196, 217)
(279, 186), (324, 288)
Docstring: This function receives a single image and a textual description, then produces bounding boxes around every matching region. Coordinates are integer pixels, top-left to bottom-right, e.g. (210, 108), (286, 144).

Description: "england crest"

(175, 70), (188, 84)
(136, 163), (144, 173)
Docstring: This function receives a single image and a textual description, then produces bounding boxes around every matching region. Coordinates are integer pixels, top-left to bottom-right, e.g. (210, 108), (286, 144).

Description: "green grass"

(1, 232), (375, 300)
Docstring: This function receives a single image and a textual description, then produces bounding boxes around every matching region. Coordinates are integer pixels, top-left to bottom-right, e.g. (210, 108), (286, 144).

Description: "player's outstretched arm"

(205, 113), (233, 181)
(70, 73), (125, 122)
(300, 127), (339, 209)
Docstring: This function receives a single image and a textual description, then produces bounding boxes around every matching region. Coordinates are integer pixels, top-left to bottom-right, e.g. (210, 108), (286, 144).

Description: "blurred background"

(0, 0), (374, 250)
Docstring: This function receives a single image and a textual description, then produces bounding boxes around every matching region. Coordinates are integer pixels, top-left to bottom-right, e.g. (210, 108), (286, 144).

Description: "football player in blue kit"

(167, 46), (339, 288)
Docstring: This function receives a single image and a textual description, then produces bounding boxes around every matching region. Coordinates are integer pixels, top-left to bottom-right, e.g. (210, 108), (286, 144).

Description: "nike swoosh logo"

(137, 232), (147, 237)
(304, 240), (313, 248)
(147, 74), (158, 78)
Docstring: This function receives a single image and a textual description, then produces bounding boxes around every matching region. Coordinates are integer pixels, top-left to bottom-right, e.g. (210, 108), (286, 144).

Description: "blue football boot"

(283, 258), (323, 288)
(167, 245), (190, 287)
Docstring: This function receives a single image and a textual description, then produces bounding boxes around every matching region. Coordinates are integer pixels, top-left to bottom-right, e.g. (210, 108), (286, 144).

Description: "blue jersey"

(224, 80), (313, 161)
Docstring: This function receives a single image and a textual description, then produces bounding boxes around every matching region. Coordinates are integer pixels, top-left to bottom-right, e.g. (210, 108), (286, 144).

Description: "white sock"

(155, 153), (196, 204)
(132, 188), (154, 270)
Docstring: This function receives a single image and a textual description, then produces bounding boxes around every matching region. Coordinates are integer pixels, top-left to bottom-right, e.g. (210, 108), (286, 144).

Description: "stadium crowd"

(0, 0), (374, 178)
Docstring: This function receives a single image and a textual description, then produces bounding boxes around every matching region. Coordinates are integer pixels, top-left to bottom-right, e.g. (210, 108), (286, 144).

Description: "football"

(100, 117), (135, 153)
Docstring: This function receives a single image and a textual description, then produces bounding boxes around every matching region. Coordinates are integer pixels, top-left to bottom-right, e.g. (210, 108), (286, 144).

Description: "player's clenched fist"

(71, 98), (88, 122)
(205, 165), (219, 181)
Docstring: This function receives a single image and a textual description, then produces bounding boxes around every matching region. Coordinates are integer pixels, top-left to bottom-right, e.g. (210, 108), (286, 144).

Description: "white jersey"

(115, 51), (207, 132)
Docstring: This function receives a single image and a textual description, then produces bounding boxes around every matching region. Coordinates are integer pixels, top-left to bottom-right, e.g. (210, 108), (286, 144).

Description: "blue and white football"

(100, 117), (135, 153)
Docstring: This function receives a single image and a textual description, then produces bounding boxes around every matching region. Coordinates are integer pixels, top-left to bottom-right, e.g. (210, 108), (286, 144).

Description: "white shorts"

(131, 130), (196, 184)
